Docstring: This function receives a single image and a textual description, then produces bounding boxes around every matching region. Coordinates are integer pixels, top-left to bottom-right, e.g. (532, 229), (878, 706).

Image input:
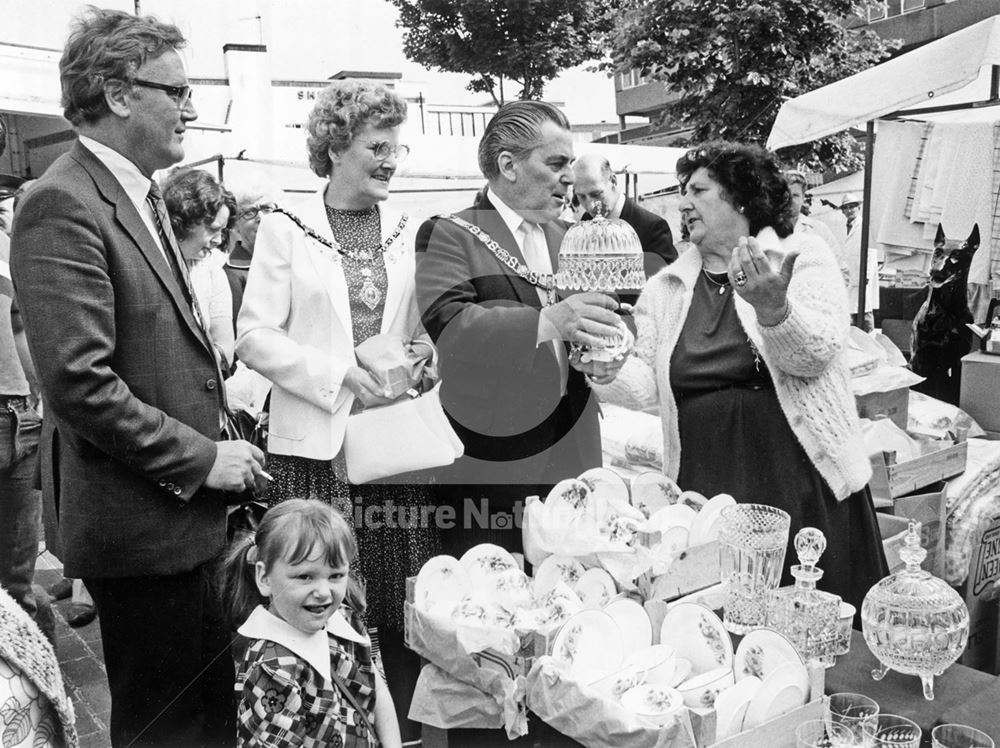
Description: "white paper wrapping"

(526, 657), (698, 748)
(404, 602), (529, 738)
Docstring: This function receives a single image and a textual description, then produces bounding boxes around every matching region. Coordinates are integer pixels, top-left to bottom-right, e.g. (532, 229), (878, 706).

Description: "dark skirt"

(676, 385), (888, 614)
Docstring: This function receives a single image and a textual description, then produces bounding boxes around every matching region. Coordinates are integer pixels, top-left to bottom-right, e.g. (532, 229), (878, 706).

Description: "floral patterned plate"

(629, 472), (682, 518)
(575, 567), (618, 609)
(545, 478), (596, 514)
(620, 684), (684, 726)
(459, 543), (518, 584)
(734, 628), (803, 682)
(659, 602), (734, 676)
(414, 555), (472, 615)
(647, 505), (697, 557)
(578, 467), (631, 514)
(533, 554), (586, 598)
(551, 608), (624, 683)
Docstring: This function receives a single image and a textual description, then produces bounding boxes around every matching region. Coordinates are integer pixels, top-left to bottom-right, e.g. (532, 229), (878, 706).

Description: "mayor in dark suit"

(10, 9), (266, 747)
(415, 101), (624, 557)
(574, 153), (678, 307)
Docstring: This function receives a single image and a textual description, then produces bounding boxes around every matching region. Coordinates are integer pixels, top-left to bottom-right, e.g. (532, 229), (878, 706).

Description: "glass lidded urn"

(861, 522), (969, 700)
(556, 200), (646, 294)
(766, 527), (841, 667)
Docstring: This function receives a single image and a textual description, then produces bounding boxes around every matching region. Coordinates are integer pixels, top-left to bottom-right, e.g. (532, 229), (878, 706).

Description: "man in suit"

(573, 153), (678, 292)
(10, 8), (265, 746)
(415, 101), (623, 557)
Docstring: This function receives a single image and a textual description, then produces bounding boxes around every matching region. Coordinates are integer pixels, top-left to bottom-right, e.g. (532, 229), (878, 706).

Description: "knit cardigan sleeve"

(755, 232), (850, 379)
(588, 282), (662, 410)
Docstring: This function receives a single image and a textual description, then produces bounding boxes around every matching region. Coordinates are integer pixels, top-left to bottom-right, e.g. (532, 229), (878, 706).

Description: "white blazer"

(235, 190), (420, 460)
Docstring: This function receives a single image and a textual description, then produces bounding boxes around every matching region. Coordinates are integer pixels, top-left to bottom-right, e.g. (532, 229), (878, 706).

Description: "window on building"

(867, 1), (888, 21)
(616, 69), (648, 90)
(902, 0), (924, 11)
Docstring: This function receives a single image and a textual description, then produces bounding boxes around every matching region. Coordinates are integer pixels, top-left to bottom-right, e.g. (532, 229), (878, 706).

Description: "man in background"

(573, 153), (677, 287)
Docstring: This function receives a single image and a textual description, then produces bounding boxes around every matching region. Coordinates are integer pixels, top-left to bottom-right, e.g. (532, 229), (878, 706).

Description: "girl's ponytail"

(221, 531), (266, 631)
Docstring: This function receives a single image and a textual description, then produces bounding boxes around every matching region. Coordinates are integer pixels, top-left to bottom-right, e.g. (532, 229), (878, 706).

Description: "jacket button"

(158, 479), (166, 487)
(174, 486), (182, 496)
(206, 379), (217, 390)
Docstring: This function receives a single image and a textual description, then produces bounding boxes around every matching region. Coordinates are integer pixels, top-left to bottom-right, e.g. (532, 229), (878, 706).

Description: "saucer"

(604, 598), (653, 659)
(742, 681), (806, 731)
(659, 602), (734, 675)
(533, 554), (586, 598)
(620, 684), (683, 727)
(459, 543), (517, 584)
(734, 628), (803, 681)
(629, 472), (681, 517)
(576, 567), (618, 609)
(414, 555), (471, 614)
(688, 493), (736, 546)
(551, 609), (624, 681)
(578, 467), (631, 514)
(713, 675), (762, 740)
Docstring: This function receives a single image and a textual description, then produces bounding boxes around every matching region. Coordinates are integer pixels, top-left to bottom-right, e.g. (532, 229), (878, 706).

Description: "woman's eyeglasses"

(366, 142), (411, 163)
(239, 203), (277, 221)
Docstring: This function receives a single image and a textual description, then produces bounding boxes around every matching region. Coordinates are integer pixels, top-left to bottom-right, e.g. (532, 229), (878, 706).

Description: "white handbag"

(342, 380), (464, 484)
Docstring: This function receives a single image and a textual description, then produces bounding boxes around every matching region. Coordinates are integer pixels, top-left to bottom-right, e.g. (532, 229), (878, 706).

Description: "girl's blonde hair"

(221, 499), (365, 630)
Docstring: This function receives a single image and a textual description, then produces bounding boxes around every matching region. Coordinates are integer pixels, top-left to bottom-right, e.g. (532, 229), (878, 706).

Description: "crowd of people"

(0, 6), (889, 748)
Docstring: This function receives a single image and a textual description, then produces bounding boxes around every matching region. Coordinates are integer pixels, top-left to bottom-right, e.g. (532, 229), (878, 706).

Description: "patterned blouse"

(236, 607), (378, 748)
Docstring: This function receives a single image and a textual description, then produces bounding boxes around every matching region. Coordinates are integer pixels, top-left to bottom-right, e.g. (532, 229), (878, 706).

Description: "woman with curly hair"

(162, 167), (238, 370)
(236, 81), (439, 739)
(594, 141), (887, 613)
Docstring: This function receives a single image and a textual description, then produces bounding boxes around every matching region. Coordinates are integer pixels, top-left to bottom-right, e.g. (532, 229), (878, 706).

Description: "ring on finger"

(734, 270), (748, 287)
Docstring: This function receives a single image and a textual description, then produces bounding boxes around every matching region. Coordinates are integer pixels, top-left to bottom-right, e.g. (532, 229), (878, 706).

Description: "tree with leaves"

(389, 0), (619, 106)
(611, 0), (898, 171)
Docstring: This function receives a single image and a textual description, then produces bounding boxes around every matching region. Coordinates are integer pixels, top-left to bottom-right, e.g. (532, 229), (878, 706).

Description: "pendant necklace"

(702, 268), (730, 295)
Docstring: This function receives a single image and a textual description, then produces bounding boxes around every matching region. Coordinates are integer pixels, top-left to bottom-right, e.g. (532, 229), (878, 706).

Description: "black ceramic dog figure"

(910, 224), (980, 405)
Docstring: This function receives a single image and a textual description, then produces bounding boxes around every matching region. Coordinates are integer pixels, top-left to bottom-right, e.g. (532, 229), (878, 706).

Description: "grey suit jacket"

(10, 141), (226, 578)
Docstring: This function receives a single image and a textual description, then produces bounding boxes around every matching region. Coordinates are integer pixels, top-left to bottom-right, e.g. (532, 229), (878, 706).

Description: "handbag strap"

(436, 213), (556, 305)
(329, 667), (378, 743)
(274, 206), (407, 256)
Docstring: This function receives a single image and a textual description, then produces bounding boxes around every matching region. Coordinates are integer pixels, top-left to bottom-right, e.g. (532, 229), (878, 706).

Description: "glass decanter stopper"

(861, 522), (969, 700)
(765, 527), (842, 667)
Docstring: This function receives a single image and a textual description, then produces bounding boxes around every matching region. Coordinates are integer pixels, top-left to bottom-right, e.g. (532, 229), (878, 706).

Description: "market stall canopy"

(767, 14), (1000, 150)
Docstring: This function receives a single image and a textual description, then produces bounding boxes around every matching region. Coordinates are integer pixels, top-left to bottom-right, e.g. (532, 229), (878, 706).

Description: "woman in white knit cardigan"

(595, 142), (887, 613)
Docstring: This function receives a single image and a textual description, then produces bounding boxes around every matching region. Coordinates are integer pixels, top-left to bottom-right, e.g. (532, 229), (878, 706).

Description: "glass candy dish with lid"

(556, 201), (646, 295)
(861, 522), (969, 700)
(556, 201), (643, 362)
(765, 527), (841, 667)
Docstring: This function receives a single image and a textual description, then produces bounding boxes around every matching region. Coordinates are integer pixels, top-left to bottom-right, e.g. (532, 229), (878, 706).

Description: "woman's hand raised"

(728, 236), (799, 326)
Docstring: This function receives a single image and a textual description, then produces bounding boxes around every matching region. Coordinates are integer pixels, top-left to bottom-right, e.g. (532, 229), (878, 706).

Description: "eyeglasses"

(131, 78), (194, 110)
(239, 203), (276, 221)
(366, 141), (410, 163)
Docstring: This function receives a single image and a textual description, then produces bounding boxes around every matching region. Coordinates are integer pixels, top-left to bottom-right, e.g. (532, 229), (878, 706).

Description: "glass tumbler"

(826, 692), (879, 745)
(796, 719), (853, 747)
(863, 714), (922, 748)
(718, 503), (790, 634)
(932, 724), (995, 748)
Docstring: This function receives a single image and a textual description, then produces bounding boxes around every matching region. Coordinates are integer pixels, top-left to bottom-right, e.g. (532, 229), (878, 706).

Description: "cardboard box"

(639, 540), (721, 603)
(958, 509), (1000, 675)
(878, 513), (912, 574)
(961, 352), (1000, 432)
(869, 440), (968, 499)
(873, 485), (947, 579)
(855, 386), (910, 430)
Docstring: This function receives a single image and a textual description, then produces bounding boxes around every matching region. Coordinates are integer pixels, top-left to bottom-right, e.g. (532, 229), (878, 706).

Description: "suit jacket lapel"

(73, 143), (214, 356)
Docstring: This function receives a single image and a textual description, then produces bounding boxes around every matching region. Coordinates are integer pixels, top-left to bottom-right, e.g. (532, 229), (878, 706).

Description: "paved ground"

(34, 551), (111, 748)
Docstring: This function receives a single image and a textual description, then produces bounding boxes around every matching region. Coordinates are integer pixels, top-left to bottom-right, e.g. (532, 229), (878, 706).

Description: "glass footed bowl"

(556, 212), (645, 293)
(861, 522), (969, 700)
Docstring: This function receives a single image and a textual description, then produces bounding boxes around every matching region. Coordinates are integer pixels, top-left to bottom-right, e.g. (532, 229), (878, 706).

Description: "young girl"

(223, 499), (402, 748)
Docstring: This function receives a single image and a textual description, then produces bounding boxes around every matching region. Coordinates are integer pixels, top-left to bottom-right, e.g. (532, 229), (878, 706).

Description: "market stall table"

(827, 630), (998, 746)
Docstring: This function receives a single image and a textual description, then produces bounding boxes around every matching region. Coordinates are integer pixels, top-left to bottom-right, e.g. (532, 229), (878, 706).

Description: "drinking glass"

(932, 724), (995, 748)
(826, 692), (880, 745)
(718, 503), (790, 633)
(796, 719), (853, 747)
(835, 602), (856, 656)
(863, 714), (922, 748)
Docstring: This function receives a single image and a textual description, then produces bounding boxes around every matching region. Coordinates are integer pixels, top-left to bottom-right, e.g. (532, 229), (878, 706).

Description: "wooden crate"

(639, 540), (721, 603)
(869, 439), (968, 499)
